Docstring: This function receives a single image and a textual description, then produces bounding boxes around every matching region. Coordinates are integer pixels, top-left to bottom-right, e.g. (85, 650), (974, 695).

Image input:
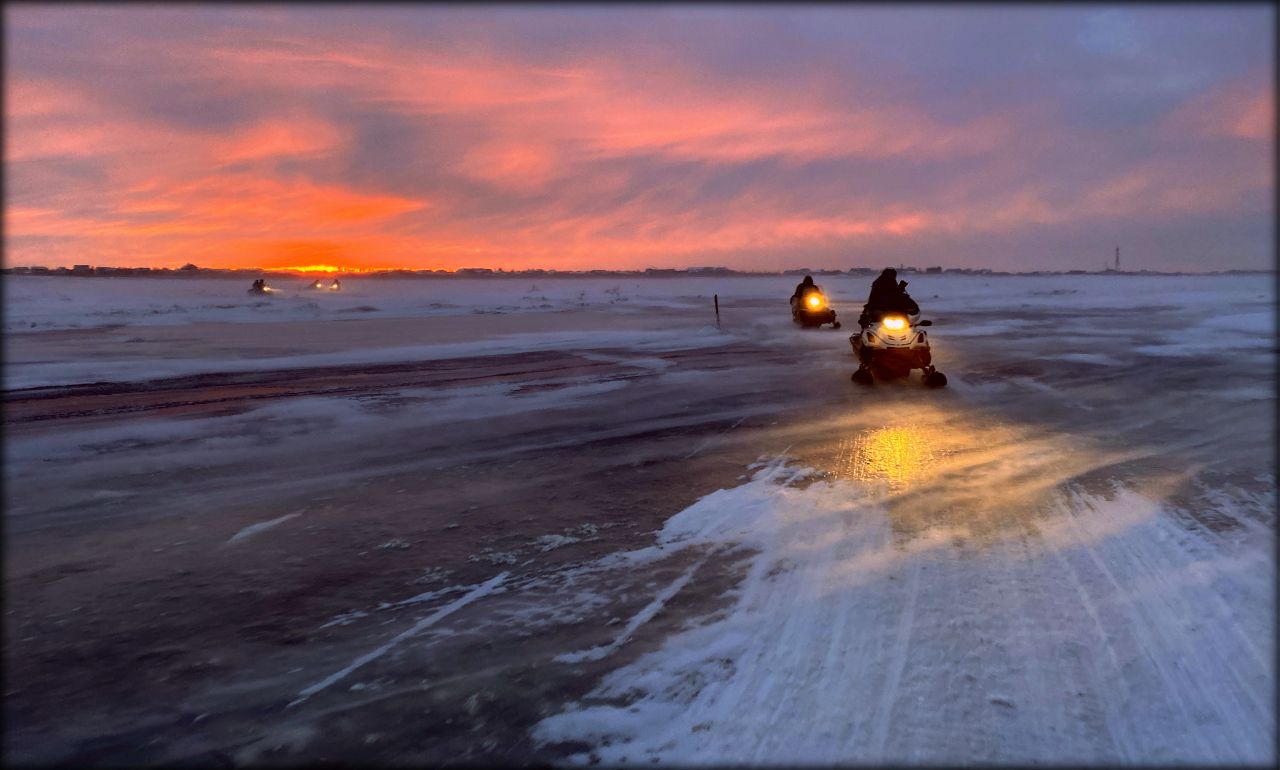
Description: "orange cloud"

(6, 173), (429, 269)
(128, 174), (426, 232)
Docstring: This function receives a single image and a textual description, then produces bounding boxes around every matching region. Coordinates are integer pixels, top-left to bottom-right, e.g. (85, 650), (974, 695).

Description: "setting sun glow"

(283, 265), (343, 273)
(277, 264), (393, 274)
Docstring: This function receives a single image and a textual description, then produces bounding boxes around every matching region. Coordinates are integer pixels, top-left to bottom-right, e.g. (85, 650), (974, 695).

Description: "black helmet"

(802, 275), (814, 285)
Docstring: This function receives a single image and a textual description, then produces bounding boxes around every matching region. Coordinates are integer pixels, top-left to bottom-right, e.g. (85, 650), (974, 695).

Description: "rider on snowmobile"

(792, 275), (819, 301)
(859, 268), (919, 328)
(790, 274), (841, 328)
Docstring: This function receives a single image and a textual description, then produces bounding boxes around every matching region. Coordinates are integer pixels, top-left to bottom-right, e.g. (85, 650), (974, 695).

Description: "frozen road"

(3, 274), (1274, 765)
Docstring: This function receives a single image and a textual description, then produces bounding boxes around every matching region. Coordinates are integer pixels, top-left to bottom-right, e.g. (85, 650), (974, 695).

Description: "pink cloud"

(216, 117), (347, 163)
(1162, 70), (1275, 142)
(200, 36), (1019, 170)
(456, 140), (562, 192)
(6, 13), (1271, 271)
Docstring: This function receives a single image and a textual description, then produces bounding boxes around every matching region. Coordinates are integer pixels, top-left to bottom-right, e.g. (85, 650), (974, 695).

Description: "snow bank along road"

(3, 275), (1273, 765)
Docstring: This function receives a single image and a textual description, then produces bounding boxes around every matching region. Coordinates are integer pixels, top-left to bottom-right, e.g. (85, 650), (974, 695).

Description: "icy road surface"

(3, 274), (1274, 765)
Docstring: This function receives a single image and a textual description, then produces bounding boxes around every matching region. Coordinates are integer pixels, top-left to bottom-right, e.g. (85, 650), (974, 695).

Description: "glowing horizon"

(6, 6), (1274, 273)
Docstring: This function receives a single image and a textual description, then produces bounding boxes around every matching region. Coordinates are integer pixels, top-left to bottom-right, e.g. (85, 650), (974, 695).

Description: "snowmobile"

(305, 278), (341, 291)
(247, 279), (278, 296)
(850, 310), (946, 387)
(790, 289), (841, 329)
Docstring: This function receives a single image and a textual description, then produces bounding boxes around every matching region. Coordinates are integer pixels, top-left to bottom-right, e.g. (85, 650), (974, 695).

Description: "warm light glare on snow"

(846, 425), (938, 491)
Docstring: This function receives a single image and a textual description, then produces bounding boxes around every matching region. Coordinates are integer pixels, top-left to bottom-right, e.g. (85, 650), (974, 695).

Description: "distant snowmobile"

(850, 310), (946, 387)
(305, 278), (341, 291)
(790, 288), (841, 329)
(247, 279), (277, 296)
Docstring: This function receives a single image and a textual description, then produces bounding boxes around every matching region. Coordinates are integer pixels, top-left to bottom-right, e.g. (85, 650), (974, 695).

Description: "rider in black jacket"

(859, 268), (919, 328)
(792, 275), (818, 300)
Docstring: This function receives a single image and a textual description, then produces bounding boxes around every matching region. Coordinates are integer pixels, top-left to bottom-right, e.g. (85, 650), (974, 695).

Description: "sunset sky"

(5, 4), (1274, 272)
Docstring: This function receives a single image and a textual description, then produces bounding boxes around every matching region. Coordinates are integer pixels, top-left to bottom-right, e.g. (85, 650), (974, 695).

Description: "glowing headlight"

(806, 295), (823, 309)
(882, 316), (907, 331)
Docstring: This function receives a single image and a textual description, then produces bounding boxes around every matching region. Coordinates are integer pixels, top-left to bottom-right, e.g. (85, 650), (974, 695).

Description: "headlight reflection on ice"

(823, 411), (1147, 547)
(843, 424), (937, 490)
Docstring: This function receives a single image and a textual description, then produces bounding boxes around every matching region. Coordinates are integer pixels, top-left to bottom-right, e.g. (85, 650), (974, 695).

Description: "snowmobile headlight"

(882, 316), (907, 331)
(806, 294), (823, 309)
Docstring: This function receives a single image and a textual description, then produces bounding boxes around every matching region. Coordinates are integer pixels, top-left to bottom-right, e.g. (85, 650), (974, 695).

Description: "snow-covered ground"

(3, 274), (1274, 765)
(534, 419), (1273, 764)
(5, 272), (1271, 332)
(5, 273), (1272, 387)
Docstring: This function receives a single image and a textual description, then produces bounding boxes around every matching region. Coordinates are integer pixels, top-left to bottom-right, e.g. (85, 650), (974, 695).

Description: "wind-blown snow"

(533, 422), (1274, 764)
(226, 512), (301, 544)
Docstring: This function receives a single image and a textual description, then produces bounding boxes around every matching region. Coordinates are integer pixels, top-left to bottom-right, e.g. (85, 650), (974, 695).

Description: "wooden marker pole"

(714, 294), (720, 329)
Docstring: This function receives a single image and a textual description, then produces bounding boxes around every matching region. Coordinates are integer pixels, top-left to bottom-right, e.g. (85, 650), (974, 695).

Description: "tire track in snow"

(1073, 504), (1217, 759)
(1068, 497), (1269, 761)
(869, 557), (920, 758)
(1042, 524), (1132, 757)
